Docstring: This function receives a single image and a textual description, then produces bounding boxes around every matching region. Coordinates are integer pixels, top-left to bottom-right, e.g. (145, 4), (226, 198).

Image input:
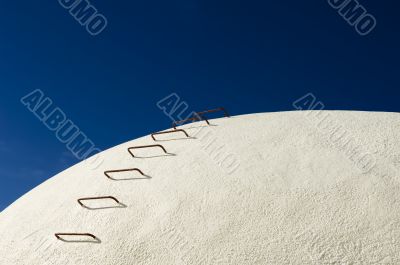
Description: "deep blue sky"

(0, 0), (399, 211)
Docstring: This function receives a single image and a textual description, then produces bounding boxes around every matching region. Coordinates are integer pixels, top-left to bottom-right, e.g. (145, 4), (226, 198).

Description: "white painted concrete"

(1, 111), (400, 264)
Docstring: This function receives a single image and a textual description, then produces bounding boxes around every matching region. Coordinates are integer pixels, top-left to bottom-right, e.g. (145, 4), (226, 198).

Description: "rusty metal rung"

(128, 144), (167, 157)
(151, 129), (189, 141)
(77, 196), (120, 207)
(104, 168), (145, 179)
(172, 114), (210, 129)
(55, 233), (97, 240)
(195, 107), (230, 118)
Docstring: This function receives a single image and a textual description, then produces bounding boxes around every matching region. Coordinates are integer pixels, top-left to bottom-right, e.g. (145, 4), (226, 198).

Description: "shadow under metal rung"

(172, 114), (210, 129)
(55, 233), (99, 243)
(151, 129), (190, 141)
(128, 144), (168, 157)
(104, 168), (146, 180)
(77, 196), (120, 207)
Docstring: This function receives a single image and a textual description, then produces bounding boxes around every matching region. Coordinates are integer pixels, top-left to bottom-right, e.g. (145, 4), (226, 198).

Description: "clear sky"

(0, 0), (399, 211)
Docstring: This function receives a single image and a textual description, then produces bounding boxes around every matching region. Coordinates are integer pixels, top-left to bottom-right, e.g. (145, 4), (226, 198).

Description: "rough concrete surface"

(1, 111), (400, 264)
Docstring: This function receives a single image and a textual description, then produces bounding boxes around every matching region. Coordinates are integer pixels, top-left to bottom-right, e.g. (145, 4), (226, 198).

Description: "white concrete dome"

(1, 111), (400, 264)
